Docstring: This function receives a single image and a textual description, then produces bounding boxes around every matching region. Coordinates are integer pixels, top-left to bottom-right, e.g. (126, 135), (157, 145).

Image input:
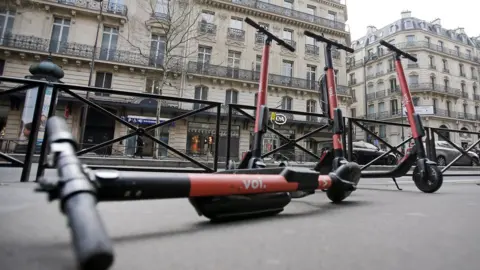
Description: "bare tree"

(122, 0), (213, 159)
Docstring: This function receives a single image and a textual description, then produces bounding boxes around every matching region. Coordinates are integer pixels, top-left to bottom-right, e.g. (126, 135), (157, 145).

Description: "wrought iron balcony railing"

(409, 83), (462, 96)
(187, 61), (351, 94)
(227, 28), (245, 42)
(198, 22), (217, 35)
(283, 39), (297, 50)
(228, 0), (345, 31)
(0, 33), (182, 71)
(52, 0), (128, 16)
(305, 44), (319, 56)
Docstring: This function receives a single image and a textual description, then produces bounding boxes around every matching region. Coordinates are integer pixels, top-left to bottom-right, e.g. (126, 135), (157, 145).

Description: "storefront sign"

(121, 115), (175, 127)
(271, 112), (287, 125)
(19, 86), (56, 146)
(402, 105), (434, 116)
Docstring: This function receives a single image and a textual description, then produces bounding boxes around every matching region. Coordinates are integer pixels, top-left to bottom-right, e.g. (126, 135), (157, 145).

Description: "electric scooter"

(313, 40), (443, 193)
(286, 31), (358, 200)
(34, 19), (362, 270)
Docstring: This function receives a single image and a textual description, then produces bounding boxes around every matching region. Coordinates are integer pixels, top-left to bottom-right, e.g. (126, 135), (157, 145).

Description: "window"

(327, 10), (337, 21)
(389, 78), (397, 90)
(225, 89), (238, 104)
(283, 29), (293, 41)
(49, 17), (71, 53)
(430, 75), (436, 86)
(404, 20), (413, 29)
(281, 96), (293, 110)
(376, 63), (382, 74)
(197, 45), (212, 71)
(389, 25), (396, 33)
(461, 82), (466, 92)
(433, 98), (437, 113)
(155, 0), (169, 17)
(455, 46), (460, 55)
(408, 74), (419, 85)
(255, 55), (262, 71)
(145, 78), (161, 94)
(282, 60), (293, 77)
(425, 36), (430, 44)
(476, 106), (479, 119)
(406, 35), (415, 43)
(442, 59), (448, 70)
(474, 84), (477, 95)
(201, 10), (214, 23)
(471, 67), (476, 78)
(412, 97), (420, 106)
(438, 41), (443, 50)
(0, 9), (15, 44)
(446, 101), (451, 117)
(230, 17), (242, 29)
(369, 36), (375, 43)
(94, 72), (113, 96)
(306, 99), (316, 121)
(368, 104), (375, 116)
(283, 0), (293, 9)
(429, 56), (434, 67)
(377, 45), (384, 56)
(459, 64), (465, 76)
(388, 59), (395, 71)
(306, 5), (315, 15)
(0, 59), (4, 76)
(194, 86), (208, 109)
(379, 125), (386, 138)
(227, 50), (241, 77)
(352, 89), (356, 100)
(306, 36), (316, 46)
(444, 78), (449, 90)
(99, 26), (119, 61)
(150, 34), (165, 67)
(378, 102), (385, 113)
(254, 93), (258, 106)
(350, 108), (356, 118)
(467, 50), (472, 58)
(463, 104), (467, 114)
(390, 99), (398, 114)
(306, 65), (316, 89)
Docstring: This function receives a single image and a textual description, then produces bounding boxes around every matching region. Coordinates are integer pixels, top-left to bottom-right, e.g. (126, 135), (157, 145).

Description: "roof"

(352, 14), (480, 50)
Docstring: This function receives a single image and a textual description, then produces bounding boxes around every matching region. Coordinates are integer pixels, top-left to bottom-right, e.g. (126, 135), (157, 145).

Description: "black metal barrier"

(0, 76), (223, 182)
(225, 104), (329, 167)
(346, 116), (480, 177)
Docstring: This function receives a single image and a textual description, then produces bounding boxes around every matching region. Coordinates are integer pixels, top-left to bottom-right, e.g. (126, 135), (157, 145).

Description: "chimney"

(367, 25), (377, 34)
(401, 10), (412, 18)
(431, 18), (441, 26)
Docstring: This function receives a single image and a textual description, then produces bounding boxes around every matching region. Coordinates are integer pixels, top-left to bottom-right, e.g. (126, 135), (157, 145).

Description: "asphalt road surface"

(1, 168), (480, 270)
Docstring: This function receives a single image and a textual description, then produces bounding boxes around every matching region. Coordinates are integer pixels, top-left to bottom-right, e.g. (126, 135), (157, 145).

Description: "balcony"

(407, 63), (419, 68)
(366, 90), (387, 100)
(442, 68), (450, 74)
(305, 44), (319, 56)
(472, 75), (478, 80)
(429, 65), (436, 70)
(460, 73), (467, 78)
(198, 22), (217, 35)
(227, 28), (245, 42)
(283, 39), (297, 50)
(474, 94), (480, 101)
(214, 0), (346, 33)
(35, 0), (128, 18)
(409, 83), (461, 97)
(187, 61), (350, 94)
(461, 91), (469, 98)
(0, 33), (182, 71)
(348, 79), (357, 86)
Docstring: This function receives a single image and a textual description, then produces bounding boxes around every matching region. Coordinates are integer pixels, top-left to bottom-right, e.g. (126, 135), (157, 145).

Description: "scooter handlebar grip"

(244, 17), (260, 29)
(379, 40), (417, 62)
(278, 40), (295, 52)
(64, 193), (114, 270)
(304, 30), (354, 53)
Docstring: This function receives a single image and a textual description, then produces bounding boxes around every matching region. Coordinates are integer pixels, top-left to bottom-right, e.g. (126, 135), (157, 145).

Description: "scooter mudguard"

(189, 192), (291, 222)
(314, 149), (334, 174)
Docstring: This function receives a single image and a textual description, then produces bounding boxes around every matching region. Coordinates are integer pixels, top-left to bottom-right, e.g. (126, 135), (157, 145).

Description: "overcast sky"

(347, 0), (480, 41)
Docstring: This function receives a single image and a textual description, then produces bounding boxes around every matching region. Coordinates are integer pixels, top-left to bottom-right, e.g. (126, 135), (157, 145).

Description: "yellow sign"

(270, 112), (276, 121)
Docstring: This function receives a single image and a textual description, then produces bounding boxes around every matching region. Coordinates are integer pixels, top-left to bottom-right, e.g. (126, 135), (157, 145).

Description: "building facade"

(0, 0), (352, 161)
(347, 11), (480, 151)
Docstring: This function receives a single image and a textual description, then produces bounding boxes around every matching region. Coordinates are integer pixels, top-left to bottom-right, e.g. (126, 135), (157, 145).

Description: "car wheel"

(387, 155), (397, 165)
(472, 157), (479, 166)
(437, 156), (447, 166)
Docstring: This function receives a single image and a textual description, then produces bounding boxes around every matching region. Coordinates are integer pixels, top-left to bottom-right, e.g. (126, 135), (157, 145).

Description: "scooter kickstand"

(392, 177), (402, 191)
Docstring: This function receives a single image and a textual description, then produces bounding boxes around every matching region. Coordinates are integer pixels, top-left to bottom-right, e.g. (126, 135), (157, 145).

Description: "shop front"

(187, 122), (240, 160)
(249, 127), (296, 161)
(123, 115), (173, 157)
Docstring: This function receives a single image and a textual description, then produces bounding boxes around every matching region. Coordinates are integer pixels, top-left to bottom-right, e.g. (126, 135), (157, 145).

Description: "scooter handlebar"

(245, 17), (295, 52)
(379, 40), (417, 62)
(45, 117), (114, 270)
(304, 30), (354, 53)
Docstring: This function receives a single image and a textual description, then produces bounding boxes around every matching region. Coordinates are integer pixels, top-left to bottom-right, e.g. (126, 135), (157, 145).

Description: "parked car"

(423, 141), (479, 166)
(348, 141), (398, 165)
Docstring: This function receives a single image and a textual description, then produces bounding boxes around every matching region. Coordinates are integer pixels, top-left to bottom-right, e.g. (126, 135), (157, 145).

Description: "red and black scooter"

(289, 31), (358, 199)
(314, 40), (443, 193)
(35, 19), (362, 270)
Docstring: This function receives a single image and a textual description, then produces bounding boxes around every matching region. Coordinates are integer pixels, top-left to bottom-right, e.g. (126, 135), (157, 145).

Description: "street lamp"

(18, 57), (64, 183)
(78, 0), (104, 148)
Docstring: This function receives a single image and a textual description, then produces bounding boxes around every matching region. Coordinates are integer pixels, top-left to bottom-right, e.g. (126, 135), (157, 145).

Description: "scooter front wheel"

(412, 164), (443, 193)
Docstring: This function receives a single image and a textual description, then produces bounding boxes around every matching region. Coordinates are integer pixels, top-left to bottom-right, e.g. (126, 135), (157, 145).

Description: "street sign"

(271, 112), (287, 125)
(402, 105), (434, 115)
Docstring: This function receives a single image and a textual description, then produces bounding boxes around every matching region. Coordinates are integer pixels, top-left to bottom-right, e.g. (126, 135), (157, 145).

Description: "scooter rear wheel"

(412, 164), (443, 193)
